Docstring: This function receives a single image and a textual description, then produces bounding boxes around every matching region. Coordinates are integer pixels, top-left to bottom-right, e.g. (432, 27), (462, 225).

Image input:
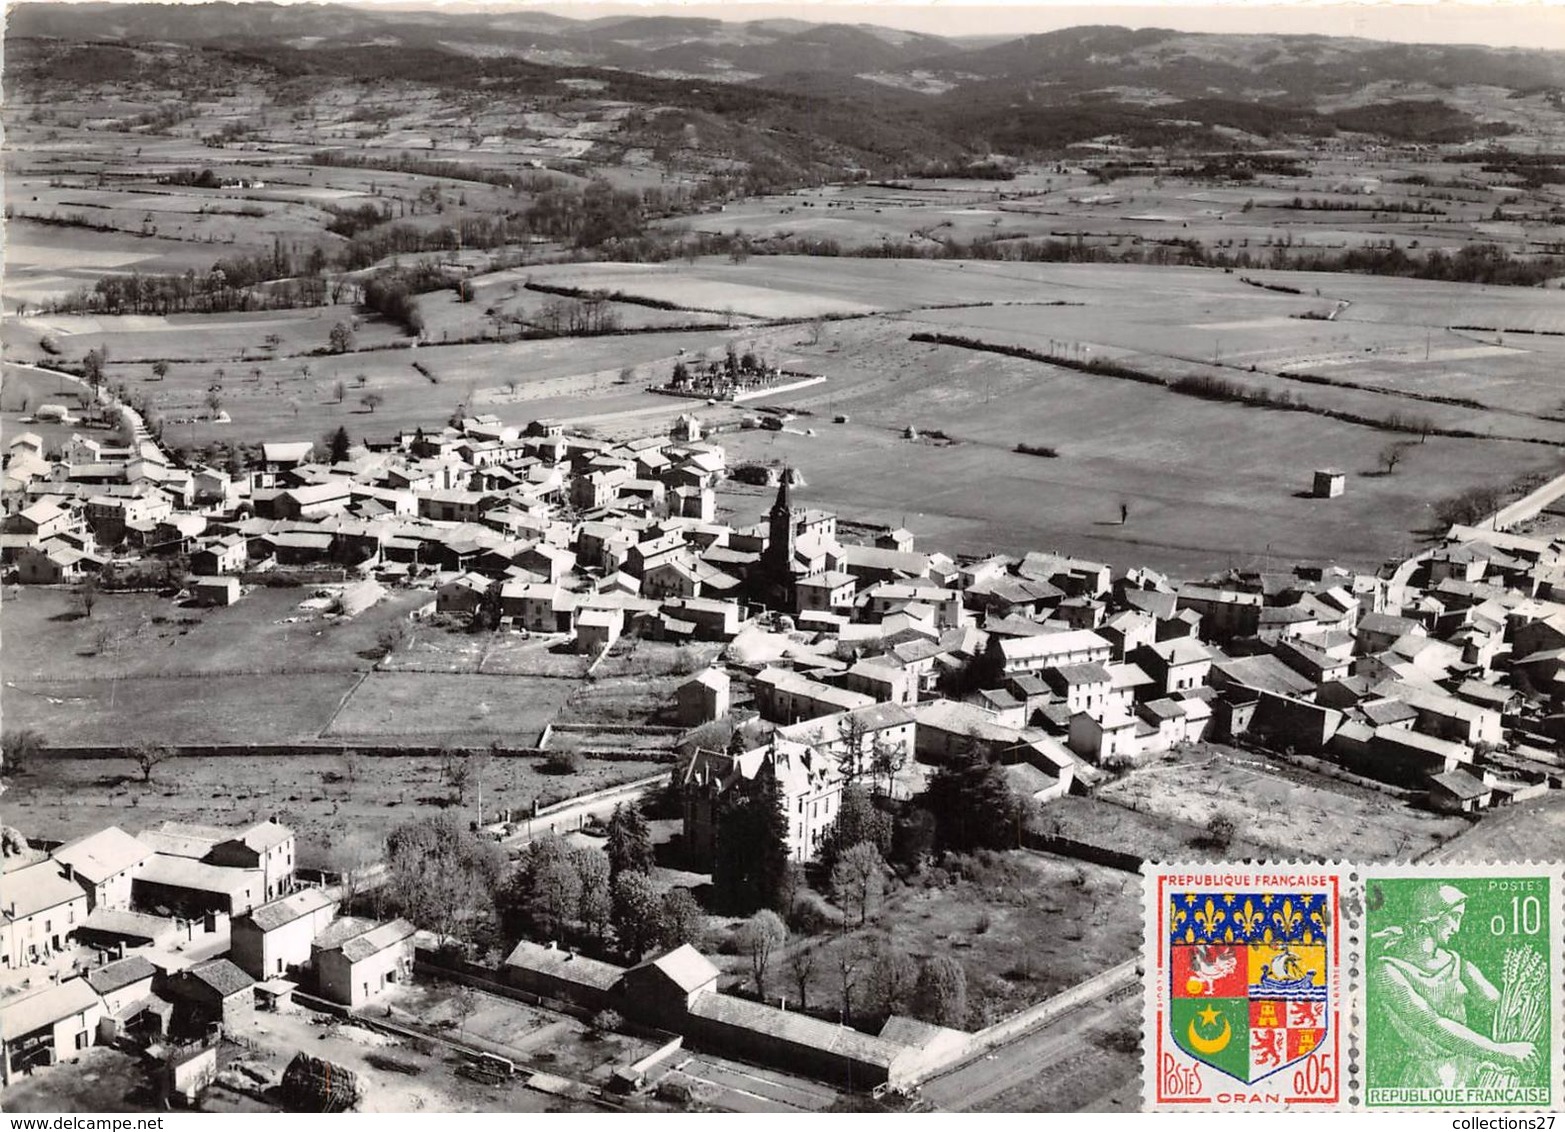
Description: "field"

(1, 585), (692, 742)
(0, 585), (422, 745)
(670, 159), (1560, 261)
(323, 671), (572, 746)
(1420, 791), (1565, 863)
(1096, 744), (1470, 860)
(2, 747), (665, 868)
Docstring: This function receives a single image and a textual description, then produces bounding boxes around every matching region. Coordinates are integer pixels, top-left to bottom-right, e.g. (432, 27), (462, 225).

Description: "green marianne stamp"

(1361, 866), (1563, 1110)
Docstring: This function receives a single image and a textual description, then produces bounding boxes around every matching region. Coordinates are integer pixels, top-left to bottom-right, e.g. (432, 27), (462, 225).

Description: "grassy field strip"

(907, 330), (1565, 448)
(315, 668), (375, 740)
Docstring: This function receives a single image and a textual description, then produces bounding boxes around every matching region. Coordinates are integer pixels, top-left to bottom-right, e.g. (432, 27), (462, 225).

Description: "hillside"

(7, 4), (1565, 182)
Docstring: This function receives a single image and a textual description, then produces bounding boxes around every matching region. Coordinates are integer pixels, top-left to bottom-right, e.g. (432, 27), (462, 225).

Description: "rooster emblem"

(1185, 944), (1238, 996)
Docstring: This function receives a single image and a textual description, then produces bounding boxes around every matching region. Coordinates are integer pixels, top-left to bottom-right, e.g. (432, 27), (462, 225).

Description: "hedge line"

(908, 331), (1565, 448)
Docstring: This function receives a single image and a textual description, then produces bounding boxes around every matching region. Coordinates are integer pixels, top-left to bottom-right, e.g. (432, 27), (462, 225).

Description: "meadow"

(2, 747), (665, 867)
(1096, 746), (1469, 860)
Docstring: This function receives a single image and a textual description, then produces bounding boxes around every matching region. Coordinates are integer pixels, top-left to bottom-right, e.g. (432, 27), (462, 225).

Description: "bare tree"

(786, 941), (820, 1011)
(333, 379), (346, 404)
(870, 734), (907, 797)
(328, 322), (355, 354)
(73, 578), (99, 619)
(91, 623), (116, 656)
(833, 931), (865, 1024)
(1379, 442), (1409, 475)
(361, 392), (384, 413)
(452, 984), (479, 1038)
(738, 910), (787, 1000)
(132, 742), (174, 783)
(830, 842), (890, 926)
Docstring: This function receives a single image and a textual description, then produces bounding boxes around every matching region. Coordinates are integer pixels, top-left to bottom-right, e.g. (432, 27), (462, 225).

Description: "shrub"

(375, 622), (408, 658)
(1014, 442), (1059, 458)
(543, 749), (583, 775)
(787, 889), (844, 935)
(729, 463), (773, 487)
(1433, 486), (1503, 528)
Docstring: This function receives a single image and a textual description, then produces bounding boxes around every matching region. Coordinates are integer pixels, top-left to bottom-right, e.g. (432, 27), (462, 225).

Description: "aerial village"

(2, 371), (1564, 1111)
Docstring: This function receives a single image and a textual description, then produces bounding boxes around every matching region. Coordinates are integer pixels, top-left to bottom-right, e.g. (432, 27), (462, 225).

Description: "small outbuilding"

(677, 668), (731, 726)
(620, 945), (720, 1027)
(163, 958), (255, 1038)
(575, 606), (624, 655)
(1312, 470), (1346, 499)
(189, 576), (241, 608)
(502, 940), (623, 1011)
(1428, 768), (1493, 814)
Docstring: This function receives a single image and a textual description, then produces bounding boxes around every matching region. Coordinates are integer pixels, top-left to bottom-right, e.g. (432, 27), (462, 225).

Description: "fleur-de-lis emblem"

(1234, 898), (1265, 938)
(1193, 898), (1225, 940)
(1273, 899), (1303, 940)
(1308, 905), (1329, 943)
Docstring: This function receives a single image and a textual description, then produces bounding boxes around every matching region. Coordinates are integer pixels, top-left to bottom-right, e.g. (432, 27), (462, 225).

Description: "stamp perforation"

(1143, 860), (1352, 1111)
(1144, 860), (1565, 1112)
(1354, 862), (1565, 1113)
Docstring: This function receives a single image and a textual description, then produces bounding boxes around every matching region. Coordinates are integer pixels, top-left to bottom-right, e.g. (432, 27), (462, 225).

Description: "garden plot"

(1097, 747), (1468, 860)
(323, 670), (573, 746)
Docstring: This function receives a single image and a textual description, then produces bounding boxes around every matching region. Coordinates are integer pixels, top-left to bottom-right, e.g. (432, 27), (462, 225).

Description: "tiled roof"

(53, 827), (153, 883)
(0, 979), (102, 1041)
(85, 955), (158, 996)
(186, 958), (255, 998)
(687, 993), (904, 1068)
(641, 944), (719, 993)
(246, 888), (335, 933)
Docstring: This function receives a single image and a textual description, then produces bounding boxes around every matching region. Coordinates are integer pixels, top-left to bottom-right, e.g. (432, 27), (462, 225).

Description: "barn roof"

(638, 944), (719, 993)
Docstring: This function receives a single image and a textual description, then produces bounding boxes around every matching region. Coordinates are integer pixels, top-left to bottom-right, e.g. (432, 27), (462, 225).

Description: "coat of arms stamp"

(1360, 865), (1563, 1110)
(1145, 864), (1346, 1109)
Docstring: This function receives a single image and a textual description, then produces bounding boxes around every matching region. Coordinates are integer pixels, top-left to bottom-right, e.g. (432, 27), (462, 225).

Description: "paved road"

(918, 990), (1140, 1112)
(323, 776), (664, 901)
(494, 775), (664, 850)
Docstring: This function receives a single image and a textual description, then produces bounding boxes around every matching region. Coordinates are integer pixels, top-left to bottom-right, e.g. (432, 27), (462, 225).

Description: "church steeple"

(771, 469), (794, 516)
(757, 466), (801, 609)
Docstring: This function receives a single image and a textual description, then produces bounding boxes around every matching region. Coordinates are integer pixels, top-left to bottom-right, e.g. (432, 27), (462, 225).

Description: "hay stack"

(281, 1051), (360, 1113)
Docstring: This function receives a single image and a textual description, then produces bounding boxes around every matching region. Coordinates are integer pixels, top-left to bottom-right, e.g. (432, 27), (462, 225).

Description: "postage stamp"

(1145, 863), (1347, 1109)
(1359, 864), (1564, 1110)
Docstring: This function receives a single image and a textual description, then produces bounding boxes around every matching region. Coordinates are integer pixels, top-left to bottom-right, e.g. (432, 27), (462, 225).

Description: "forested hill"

(10, 4), (1565, 174)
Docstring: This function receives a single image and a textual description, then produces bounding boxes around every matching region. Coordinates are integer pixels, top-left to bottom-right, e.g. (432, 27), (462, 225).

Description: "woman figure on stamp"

(1369, 882), (1540, 1089)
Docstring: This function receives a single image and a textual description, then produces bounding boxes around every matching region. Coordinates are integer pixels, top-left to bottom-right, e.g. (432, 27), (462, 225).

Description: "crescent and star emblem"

(1187, 1004), (1232, 1055)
